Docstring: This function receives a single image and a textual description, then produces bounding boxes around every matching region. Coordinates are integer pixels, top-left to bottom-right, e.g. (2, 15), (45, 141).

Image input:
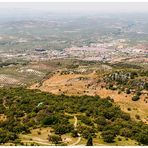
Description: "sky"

(0, 2), (148, 14)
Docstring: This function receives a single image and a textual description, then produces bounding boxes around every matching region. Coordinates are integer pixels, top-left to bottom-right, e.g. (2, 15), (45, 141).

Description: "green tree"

(71, 130), (78, 137)
(42, 115), (59, 125)
(136, 91), (141, 96)
(136, 131), (148, 145)
(95, 116), (107, 125)
(120, 128), (132, 138)
(132, 95), (140, 101)
(126, 88), (131, 94)
(86, 136), (93, 146)
(48, 134), (62, 144)
(101, 130), (116, 143)
(54, 124), (73, 135)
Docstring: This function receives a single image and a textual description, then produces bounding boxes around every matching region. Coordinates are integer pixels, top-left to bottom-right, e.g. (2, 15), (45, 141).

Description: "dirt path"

(71, 135), (81, 146)
(21, 135), (53, 146)
(22, 140), (53, 146)
(74, 115), (77, 128)
(3, 98), (8, 109)
(21, 115), (81, 146)
(71, 115), (81, 146)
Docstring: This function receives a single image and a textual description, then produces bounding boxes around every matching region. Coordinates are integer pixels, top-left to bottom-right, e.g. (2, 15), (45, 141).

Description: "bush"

(71, 130), (78, 137)
(136, 91), (141, 96)
(48, 134), (62, 144)
(42, 115), (59, 125)
(126, 88), (131, 94)
(120, 128), (132, 138)
(101, 130), (116, 143)
(127, 108), (131, 111)
(37, 131), (41, 135)
(79, 126), (96, 139)
(13, 139), (21, 145)
(121, 113), (130, 121)
(136, 131), (148, 145)
(30, 143), (35, 146)
(95, 117), (107, 125)
(82, 130), (91, 139)
(0, 129), (18, 144)
(132, 95), (140, 101)
(80, 116), (93, 126)
(135, 114), (140, 120)
(54, 124), (73, 135)
(131, 72), (137, 79)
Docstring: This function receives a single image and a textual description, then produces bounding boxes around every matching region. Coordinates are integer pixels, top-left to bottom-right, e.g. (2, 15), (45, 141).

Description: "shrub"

(71, 130), (78, 137)
(42, 115), (59, 125)
(101, 130), (116, 143)
(80, 116), (93, 126)
(54, 124), (73, 135)
(95, 117), (107, 126)
(135, 114), (140, 120)
(126, 88), (131, 94)
(48, 134), (62, 144)
(136, 131), (148, 145)
(120, 128), (132, 138)
(127, 107), (131, 111)
(136, 91), (141, 96)
(132, 95), (140, 101)
(37, 131), (41, 135)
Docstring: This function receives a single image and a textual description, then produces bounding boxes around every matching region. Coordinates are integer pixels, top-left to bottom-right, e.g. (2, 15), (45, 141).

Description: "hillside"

(0, 87), (148, 146)
(30, 66), (148, 125)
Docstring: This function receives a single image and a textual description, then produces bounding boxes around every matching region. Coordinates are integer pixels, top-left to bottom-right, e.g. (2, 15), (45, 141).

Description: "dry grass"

(61, 133), (78, 145)
(79, 133), (139, 146)
(30, 71), (148, 124)
(0, 114), (7, 122)
(19, 127), (53, 146)
(19, 127), (78, 146)
(30, 71), (98, 95)
(96, 88), (148, 123)
(93, 133), (139, 146)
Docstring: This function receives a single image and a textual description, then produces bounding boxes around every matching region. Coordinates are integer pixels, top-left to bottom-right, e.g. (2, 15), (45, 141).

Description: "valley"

(0, 4), (148, 146)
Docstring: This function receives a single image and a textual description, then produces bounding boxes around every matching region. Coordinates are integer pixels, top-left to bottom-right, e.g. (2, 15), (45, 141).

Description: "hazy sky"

(0, 2), (148, 14)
